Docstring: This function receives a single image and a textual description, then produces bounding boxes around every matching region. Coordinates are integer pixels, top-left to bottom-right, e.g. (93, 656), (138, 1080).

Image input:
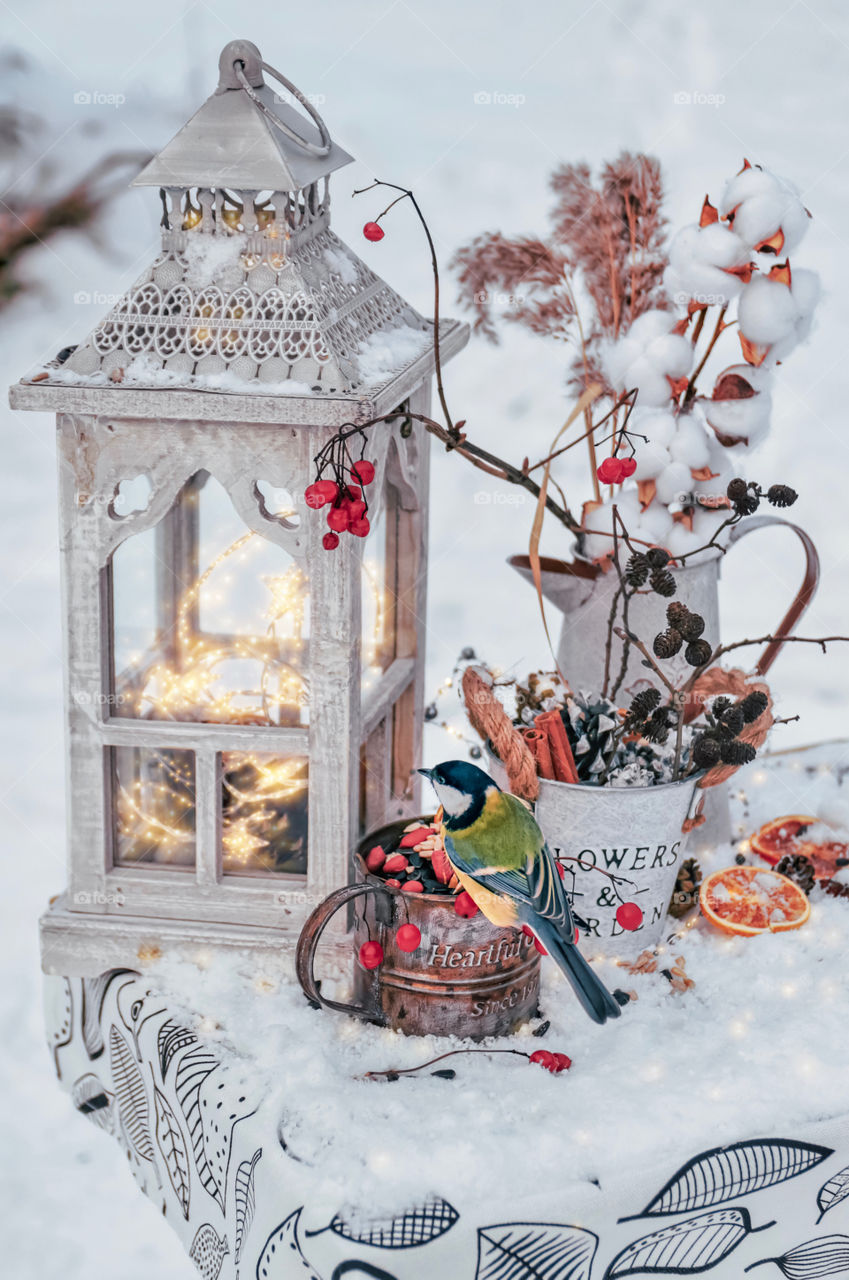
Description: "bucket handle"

(295, 881), (389, 1021)
(726, 515), (820, 676)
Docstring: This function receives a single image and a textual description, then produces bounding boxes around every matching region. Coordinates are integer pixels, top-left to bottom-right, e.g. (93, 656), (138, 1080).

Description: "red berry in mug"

(383, 853), (409, 874)
(403, 880), (424, 893)
(395, 923), (421, 952)
(359, 940), (384, 969)
(616, 901), (644, 931)
(365, 846), (385, 872)
(454, 891), (479, 918)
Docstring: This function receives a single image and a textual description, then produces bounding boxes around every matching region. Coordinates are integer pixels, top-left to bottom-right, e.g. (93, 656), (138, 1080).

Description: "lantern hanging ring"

(234, 58), (332, 158)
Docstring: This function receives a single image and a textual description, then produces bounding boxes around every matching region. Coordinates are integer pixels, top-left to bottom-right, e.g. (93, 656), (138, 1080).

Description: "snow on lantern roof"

(11, 40), (468, 419)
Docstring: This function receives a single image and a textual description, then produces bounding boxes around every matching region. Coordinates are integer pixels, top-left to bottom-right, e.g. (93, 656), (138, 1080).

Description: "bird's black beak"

(417, 767), (434, 782)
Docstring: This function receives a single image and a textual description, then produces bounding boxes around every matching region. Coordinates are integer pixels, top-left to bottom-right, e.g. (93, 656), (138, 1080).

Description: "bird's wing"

(445, 793), (575, 937)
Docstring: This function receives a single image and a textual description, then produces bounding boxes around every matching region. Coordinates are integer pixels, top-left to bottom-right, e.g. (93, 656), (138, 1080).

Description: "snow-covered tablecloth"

(43, 743), (849, 1280)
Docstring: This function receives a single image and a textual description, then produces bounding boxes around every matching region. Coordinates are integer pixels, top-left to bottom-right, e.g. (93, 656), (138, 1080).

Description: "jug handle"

(295, 880), (388, 1020)
(726, 515), (820, 675)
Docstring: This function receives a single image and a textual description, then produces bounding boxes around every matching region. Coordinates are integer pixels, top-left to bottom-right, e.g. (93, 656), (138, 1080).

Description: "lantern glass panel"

(361, 485), (397, 692)
(110, 473), (310, 726)
(221, 751), (308, 877)
(111, 746), (196, 869)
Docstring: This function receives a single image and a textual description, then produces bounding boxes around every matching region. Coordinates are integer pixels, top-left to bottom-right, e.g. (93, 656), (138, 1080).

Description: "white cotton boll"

(665, 222), (750, 307)
(737, 276), (797, 346)
(669, 416), (711, 470)
(580, 492), (643, 561)
(663, 520), (700, 559)
(703, 364), (773, 446)
(719, 165), (810, 254)
(654, 461), (694, 506)
(629, 408), (677, 480)
(604, 310), (693, 407)
(768, 268), (821, 362)
(638, 502), (674, 540)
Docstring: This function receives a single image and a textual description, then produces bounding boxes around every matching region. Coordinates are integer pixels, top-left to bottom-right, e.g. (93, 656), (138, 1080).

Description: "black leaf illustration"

(158, 1020), (198, 1079)
(257, 1209), (322, 1280)
(817, 1166), (849, 1223)
(49, 977), (73, 1079)
(175, 1044), (224, 1213)
(745, 1234), (849, 1277)
(476, 1221), (598, 1280)
(235, 1147), (262, 1264)
(322, 1195), (459, 1249)
(190, 1223), (229, 1280)
(81, 969), (135, 1060)
(606, 1208), (774, 1277)
(109, 1025), (154, 1163)
(624, 1140), (833, 1219)
(72, 1072), (115, 1133)
(331, 1265), (399, 1279)
(197, 1067), (257, 1213)
(154, 1081), (191, 1219)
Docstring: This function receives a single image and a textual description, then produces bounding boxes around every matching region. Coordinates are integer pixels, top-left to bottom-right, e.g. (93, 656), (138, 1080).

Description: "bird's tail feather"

(538, 926), (622, 1024)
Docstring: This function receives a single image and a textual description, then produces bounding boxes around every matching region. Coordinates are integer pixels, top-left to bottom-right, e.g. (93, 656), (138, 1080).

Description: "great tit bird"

(419, 760), (621, 1025)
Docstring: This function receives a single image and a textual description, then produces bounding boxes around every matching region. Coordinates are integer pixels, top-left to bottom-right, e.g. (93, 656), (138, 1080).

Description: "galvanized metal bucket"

(535, 773), (704, 962)
(295, 817), (541, 1040)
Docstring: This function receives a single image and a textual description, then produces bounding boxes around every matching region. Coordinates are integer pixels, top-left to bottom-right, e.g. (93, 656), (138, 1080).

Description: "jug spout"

(507, 553), (601, 615)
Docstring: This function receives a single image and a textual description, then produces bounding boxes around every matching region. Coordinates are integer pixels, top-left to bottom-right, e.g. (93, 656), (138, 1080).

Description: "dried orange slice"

(750, 814), (848, 880)
(700, 865), (811, 937)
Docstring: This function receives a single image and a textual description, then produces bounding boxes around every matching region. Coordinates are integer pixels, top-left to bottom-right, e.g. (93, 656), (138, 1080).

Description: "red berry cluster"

(305, 458), (376, 550)
(597, 455), (637, 485)
(528, 1049), (572, 1074)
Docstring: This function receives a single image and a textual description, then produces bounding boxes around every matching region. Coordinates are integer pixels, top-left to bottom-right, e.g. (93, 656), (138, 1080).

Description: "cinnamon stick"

(535, 709), (579, 784)
(520, 727), (556, 781)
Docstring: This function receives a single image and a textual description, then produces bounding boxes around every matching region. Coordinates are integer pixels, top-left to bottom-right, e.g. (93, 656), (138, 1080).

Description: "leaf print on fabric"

(476, 1221), (598, 1280)
(81, 969), (135, 1060)
(158, 1020), (198, 1079)
(197, 1065), (257, 1214)
(605, 1208), (774, 1277)
(190, 1223), (229, 1280)
(745, 1234), (849, 1277)
(175, 1044), (224, 1213)
(623, 1139), (834, 1219)
(318, 1196), (459, 1249)
(47, 976), (73, 1079)
(817, 1166), (849, 1224)
(72, 1072), (115, 1134)
(154, 1081), (191, 1220)
(109, 1025), (154, 1163)
(257, 1209), (323, 1280)
(234, 1148), (262, 1264)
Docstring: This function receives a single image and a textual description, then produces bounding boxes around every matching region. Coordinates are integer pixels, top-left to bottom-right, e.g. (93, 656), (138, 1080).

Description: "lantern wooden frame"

(9, 39), (468, 975)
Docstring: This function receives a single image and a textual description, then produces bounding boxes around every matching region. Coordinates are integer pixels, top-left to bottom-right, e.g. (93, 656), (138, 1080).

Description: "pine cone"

(654, 628), (683, 658)
(720, 739), (756, 765)
(644, 706), (674, 744)
(718, 704), (745, 737)
(647, 547), (671, 568)
(666, 602), (706, 640)
(650, 568), (676, 597)
(726, 478), (748, 502)
(767, 484), (797, 509)
(741, 690), (769, 723)
(692, 734), (722, 769)
(776, 852), (816, 895)
(727, 478), (760, 515)
(685, 639), (713, 667)
(669, 857), (702, 918)
(628, 687), (661, 721)
(626, 552), (650, 587)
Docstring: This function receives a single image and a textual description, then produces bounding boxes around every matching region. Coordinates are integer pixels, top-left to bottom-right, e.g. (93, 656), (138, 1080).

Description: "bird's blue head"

(418, 760), (500, 827)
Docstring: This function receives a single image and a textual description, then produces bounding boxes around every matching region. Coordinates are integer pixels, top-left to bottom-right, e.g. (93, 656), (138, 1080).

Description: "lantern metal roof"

(10, 39), (467, 425)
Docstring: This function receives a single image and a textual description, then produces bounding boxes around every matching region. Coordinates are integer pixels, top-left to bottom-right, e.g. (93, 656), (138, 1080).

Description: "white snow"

(356, 323), (432, 384)
(324, 246), (359, 286)
(182, 235), (246, 290)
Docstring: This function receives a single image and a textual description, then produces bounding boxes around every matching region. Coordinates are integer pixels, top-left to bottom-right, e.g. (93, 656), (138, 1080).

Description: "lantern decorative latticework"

(10, 39), (467, 975)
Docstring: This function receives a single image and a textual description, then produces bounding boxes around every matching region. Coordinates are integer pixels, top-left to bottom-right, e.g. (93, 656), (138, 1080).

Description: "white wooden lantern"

(9, 39), (467, 975)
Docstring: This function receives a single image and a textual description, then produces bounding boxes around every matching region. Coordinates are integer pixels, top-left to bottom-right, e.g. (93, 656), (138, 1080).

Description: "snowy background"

(2, 1), (849, 1274)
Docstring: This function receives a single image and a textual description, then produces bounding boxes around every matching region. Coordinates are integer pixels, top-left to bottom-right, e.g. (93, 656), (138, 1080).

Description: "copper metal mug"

(295, 818), (541, 1040)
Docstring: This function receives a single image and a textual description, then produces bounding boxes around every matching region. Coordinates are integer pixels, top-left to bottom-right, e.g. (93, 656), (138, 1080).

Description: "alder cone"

(690, 666), (773, 789)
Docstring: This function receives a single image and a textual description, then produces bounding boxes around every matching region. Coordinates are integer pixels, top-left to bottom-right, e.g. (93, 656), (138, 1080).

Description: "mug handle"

(295, 880), (388, 1021)
(726, 515), (820, 676)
